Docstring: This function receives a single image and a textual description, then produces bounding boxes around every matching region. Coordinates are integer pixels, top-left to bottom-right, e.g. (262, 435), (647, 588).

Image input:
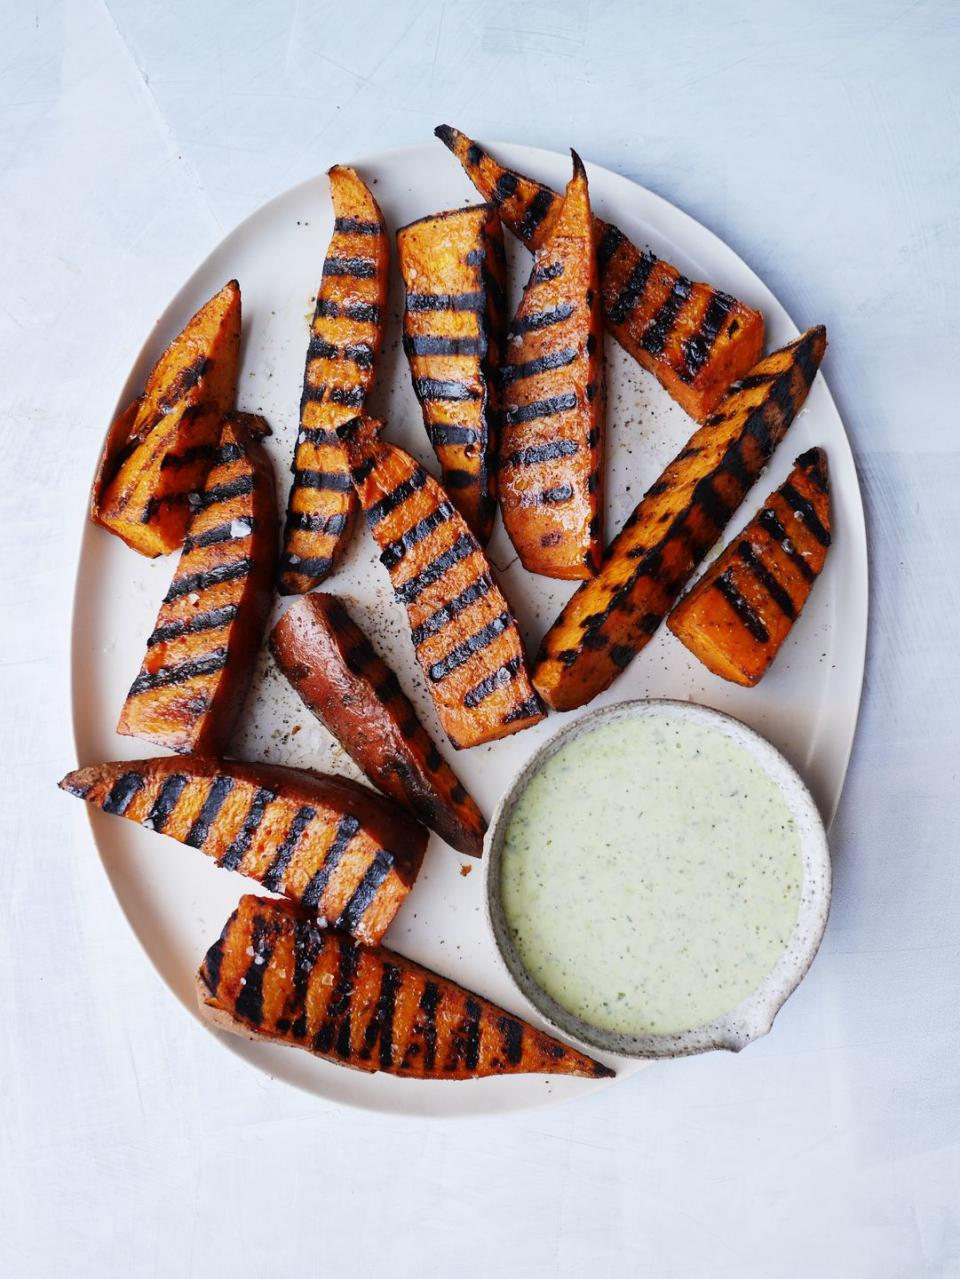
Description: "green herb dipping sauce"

(499, 714), (804, 1036)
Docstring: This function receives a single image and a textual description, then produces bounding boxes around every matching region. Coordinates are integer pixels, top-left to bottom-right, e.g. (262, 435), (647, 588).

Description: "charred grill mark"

(183, 774), (234, 848)
(406, 291), (485, 313)
(345, 301), (380, 324)
(300, 814), (361, 910)
(297, 426), (340, 448)
(519, 187), (557, 240)
(263, 805), (317, 892)
(294, 468), (354, 492)
(731, 372), (776, 392)
(780, 482), (831, 547)
(313, 936), (360, 1055)
(505, 392), (578, 427)
(796, 448), (830, 494)
(147, 604), (239, 647)
(315, 298), (340, 319)
(641, 276), (692, 355)
(102, 771), (144, 816)
(279, 554), (333, 580)
(464, 997), (482, 1071)
(529, 484), (574, 506)
(145, 773), (187, 832)
(444, 469), (479, 490)
(361, 962), (402, 1069)
(529, 259), (564, 286)
(335, 850), (394, 933)
(503, 695), (542, 724)
(413, 378), (480, 402)
(418, 980), (440, 1072)
(329, 387), (366, 408)
(738, 541), (797, 620)
(156, 355), (208, 411)
(183, 519), (253, 552)
(758, 508), (815, 582)
(290, 917), (323, 1037)
(597, 224), (625, 272)
(714, 572), (769, 643)
(681, 292), (734, 381)
(165, 560), (252, 602)
(428, 611), (509, 682)
(503, 438), (579, 468)
(403, 334), (485, 358)
(127, 648), (228, 695)
(284, 510), (348, 537)
(219, 786), (274, 870)
(498, 1015), (524, 1065)
(394, 534), (475, 604)
(365, 468), (429, 525)
(323, 256), (376, 279)
(195, 475), (256, 510)
(608, 250), (657, 326)
(307, 336), (337, 361)
(159, 443), (218, 471)
(510, 303), (574, 335)
(380, 501), (455, 571)
(202, 938), (224, 998)
(233, 916), (274, 1028)
(410, 574), (493, 647)
(333, 216), (382, 235)
(463, 656), (521, 707)
(501, 347), (577, 384)
(610, 644), (635, 669)
(493, 171), (518, 204)
(429, 425), (479, 448)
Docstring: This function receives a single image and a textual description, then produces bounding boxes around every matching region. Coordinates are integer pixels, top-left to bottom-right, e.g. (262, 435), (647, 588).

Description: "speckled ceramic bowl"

(484, 699), (832, 1059)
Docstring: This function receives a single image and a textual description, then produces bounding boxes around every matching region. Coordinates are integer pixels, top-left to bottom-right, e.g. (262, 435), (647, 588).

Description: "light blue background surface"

(2, 2), (957, 1275)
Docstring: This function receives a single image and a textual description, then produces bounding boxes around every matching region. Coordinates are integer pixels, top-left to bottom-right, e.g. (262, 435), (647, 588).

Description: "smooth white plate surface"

(70, 140), (867, 1118)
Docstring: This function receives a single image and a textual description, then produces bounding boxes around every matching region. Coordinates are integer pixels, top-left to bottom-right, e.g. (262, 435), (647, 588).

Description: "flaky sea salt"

(187, 592), (200, 605)
(230, 518), (252, 538)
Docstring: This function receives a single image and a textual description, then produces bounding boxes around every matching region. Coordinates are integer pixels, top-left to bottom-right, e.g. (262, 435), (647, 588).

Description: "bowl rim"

(482, 697), (832, 1059)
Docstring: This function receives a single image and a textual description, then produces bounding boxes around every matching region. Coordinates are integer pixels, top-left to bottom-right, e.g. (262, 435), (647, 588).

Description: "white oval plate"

(70, 140), (867, 1118)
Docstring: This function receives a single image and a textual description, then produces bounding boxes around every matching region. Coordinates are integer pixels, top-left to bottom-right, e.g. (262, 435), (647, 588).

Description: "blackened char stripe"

(493, 171), (518, 204)
(682, 292), (734, 381)
(313, 935), (360, 1056)
(429, 425), (479, 448)
(519, 187), (557, 241)
(345, 301), (380, 324)
(165, 559), (251, 602)
(737, 541), (797, 620)
(758, 508), (815, 582)
(233, 915), (274, 1027)
(202, 938), (224, 999)
(510, 304), (574, 335)
(501, 347), (576, 384)
(219, 786), (275, 869)
(333, 217), (382, 235)
(505, 392), (577, 427)
(403, 334), (484, 358)
(418, 980), (440, 1072)
(414, 378), (479, 402)
(529, 259), (564, 286)
(102, 771), (144, 816)
(597, 224), (625, 273)
(147, 604), (238, 647)
(296, 426), (340, 447)
(641, 276), (692, 356)
(428, 611), (509, 682)
(280, 554), (333, 580)
(527, 483), (574, 506)
(464, 997), (482, 1071)
(145, 773), (187, 832)
(498, 1014), (524, 1065)
(284, 510), (348, 535)
(290, 917), (323, 1037)
(196, 475), (255, 510)
(263, 804), (317, 892)
(463, 656), (521, 707)
(183, 519), (253, 552)
(300, 814), (360, 910)
(714, 572), (769, 643)
(184, 774), (234, 848)
(329, 387), (365, 408)
(361, 962), (402, 1069)
(295, 469), (353, 492)
(335, 851), (394, 934)
(410, 575), (492, 647)
(380, 501), (454, 571)
(504, 439), (578, 468)
(406, 291), (484, 313)
(608, 250), (656, 326)
(365, 468), (428, 525)
(323, 256), (376, 279)
(503, 695), (542, 725)
(127, 648), (228, 695)
(394, 534), (475, 604)
(780, 483), (831, 547)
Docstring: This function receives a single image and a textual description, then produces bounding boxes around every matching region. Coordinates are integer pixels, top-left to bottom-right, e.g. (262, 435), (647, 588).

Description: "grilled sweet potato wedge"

(117, 414), (278, 754)
(197, 895), (613, 1079)
(94, 281), (242, 557)
(338, 418), (544, 749)
(533, 327), (827, 711)
(435, 126), (765, 422)
(499, 151), (604, 579)
(271, 595), (487, 855)
(668, 448), (832, 686)
(397, 204), (506, 544)
(59, 757), (426, 944)
(278, 166), (389, 594)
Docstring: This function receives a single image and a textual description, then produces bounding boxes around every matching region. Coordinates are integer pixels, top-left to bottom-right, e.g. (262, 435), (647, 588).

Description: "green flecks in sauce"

(500, 716), (803, 1036)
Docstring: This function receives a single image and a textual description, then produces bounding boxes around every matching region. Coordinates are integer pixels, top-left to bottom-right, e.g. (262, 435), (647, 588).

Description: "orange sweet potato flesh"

(435, 126), (765, 423)
(668, 447), (831, 686)
(338, 417), (544, 749)
(93, 280), (242, 557)
(197, 894), (614, 1079)
(116, 414), (278, 754)
(58, 757), (427, 945)
(271, 594), (487, 856)
(499, 151), (605, 579)
(278, 166), (389, 593)
(533, 327), (827, 711)
(397, 204), (506, 544)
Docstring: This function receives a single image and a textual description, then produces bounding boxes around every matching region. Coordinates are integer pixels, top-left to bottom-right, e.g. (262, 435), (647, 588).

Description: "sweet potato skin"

(398, 204), (505, 544)
(116, 414), (278, 755)
(197, 895), (614, 1080)
(271, 594), (487, 855)
(498, 151), (605, 579)
(435, 126), (765, 422)
(533, 327), (827, 711)
(59, 757), (427, 945)
(338, 418), (544, 749)
(278, 166), (389, 593)
(94, 281), (242, 557)
(668, 448), (831, 685)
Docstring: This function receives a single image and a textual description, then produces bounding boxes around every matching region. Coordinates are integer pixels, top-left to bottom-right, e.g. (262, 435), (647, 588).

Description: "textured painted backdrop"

(1, 1), (958, 1275)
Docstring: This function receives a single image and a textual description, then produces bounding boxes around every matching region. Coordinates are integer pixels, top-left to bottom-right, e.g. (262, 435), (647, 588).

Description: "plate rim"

(68, 137), (868, 1117)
